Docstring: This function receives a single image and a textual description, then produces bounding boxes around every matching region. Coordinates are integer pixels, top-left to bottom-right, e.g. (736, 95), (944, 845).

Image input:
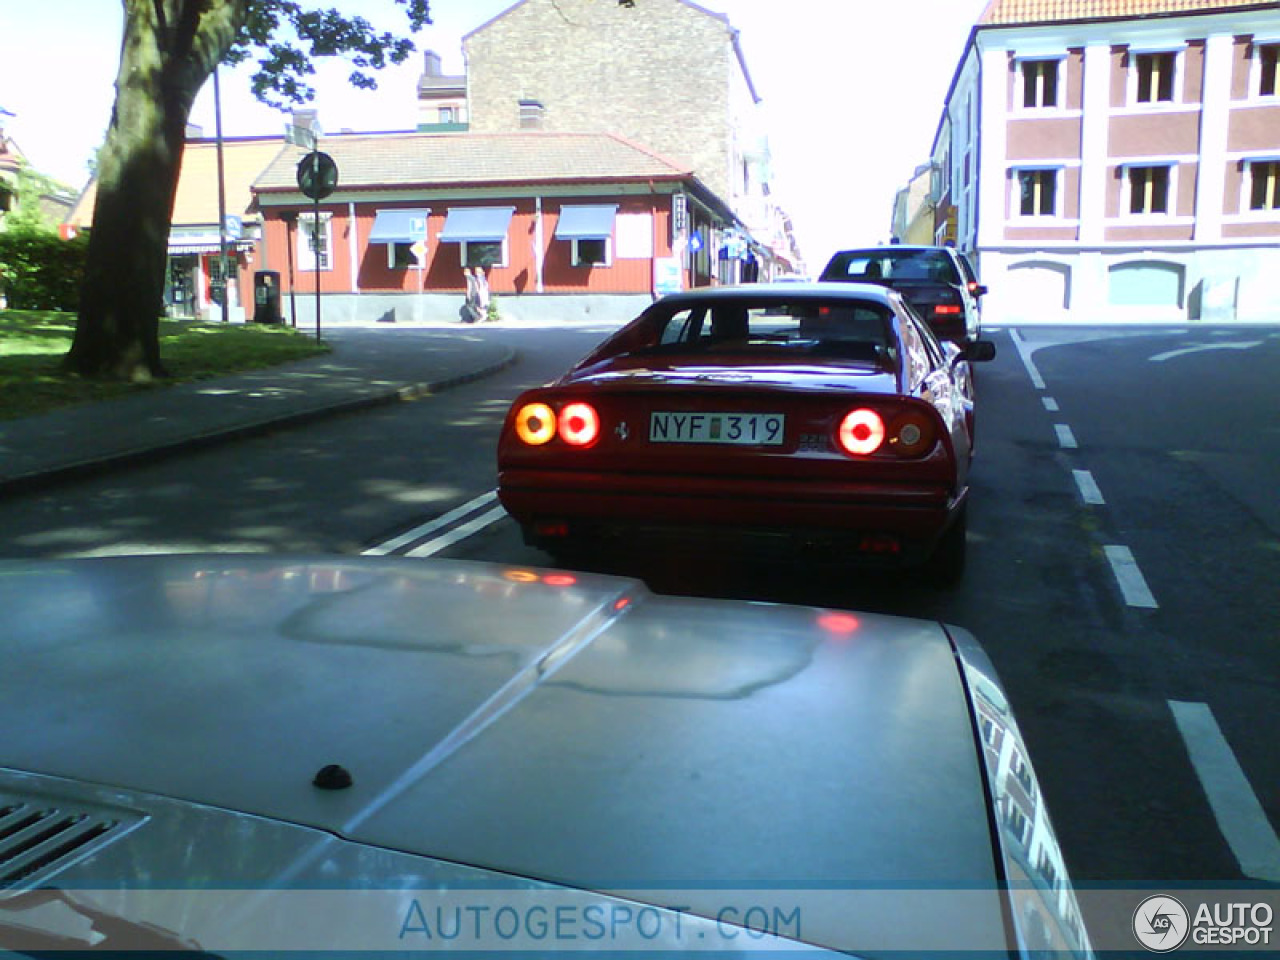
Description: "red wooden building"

(250, 130), (746, 319)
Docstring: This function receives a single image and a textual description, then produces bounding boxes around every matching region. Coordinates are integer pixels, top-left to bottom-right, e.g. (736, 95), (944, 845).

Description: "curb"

(0, 348), (519, 499)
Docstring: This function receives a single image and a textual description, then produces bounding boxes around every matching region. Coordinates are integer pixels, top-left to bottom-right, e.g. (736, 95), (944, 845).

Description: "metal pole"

(313, 152), (321, 342)
(213, 66), (230, 324)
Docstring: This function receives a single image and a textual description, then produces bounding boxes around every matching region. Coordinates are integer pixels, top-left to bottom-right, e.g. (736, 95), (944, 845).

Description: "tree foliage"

(68, 0), (430, 382)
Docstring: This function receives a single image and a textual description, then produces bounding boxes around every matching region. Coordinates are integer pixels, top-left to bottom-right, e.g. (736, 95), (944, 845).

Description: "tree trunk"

(66, 0), (242, 381)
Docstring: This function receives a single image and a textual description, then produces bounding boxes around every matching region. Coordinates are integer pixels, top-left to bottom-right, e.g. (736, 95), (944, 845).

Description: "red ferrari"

(497, 283), (995, 582)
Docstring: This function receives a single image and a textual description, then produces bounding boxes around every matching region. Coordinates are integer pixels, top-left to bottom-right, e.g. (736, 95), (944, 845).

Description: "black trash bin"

(253, 270), (283, 324)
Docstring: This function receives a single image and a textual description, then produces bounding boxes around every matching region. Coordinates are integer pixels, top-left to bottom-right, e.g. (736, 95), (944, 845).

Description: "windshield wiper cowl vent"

(0, 797), (142, 892)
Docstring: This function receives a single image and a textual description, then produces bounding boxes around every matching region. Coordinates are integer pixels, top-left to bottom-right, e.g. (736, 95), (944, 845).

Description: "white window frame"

(1251, 40), (1280, 100)
(460, 238), (508, 269)
(298, 212), (332, 272)
(571, 236), (612, 267)
(1120, 163), (1177, 218)
(1016, 57), (1064, 111)
(1128, 47), (1183, 107)
(1012, 166), (1063, 218)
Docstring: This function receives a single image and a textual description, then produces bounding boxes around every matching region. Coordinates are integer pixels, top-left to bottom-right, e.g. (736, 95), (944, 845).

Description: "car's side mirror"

(962, 340), (996, 363)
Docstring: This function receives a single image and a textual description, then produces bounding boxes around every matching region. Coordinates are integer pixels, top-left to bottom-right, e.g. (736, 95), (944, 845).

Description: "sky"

(0, 0), (989, 269)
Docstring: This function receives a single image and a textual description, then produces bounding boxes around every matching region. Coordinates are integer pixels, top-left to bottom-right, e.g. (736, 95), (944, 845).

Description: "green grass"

(0, 310), (330, 420)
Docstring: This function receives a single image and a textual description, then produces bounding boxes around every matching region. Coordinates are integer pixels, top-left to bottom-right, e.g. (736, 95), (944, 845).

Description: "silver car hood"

(0, 555), (1005, 955)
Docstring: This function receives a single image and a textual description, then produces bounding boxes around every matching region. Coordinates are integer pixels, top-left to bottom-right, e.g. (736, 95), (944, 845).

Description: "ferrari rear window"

(648, 300), (891, 356)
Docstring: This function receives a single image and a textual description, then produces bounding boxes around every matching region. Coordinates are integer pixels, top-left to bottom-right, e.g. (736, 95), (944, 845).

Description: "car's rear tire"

(920, 506), (967, 587)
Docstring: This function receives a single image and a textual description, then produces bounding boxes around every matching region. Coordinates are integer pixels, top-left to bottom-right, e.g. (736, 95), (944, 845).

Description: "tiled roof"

(979, 0), (1276, 23)
(251, 131), (692, 193)
(67, 137), (286, 228)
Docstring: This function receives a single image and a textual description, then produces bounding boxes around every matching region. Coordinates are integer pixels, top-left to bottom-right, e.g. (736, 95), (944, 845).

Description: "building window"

(462, 239), (506, 269)
(518, 99), (544, 130)
(1134, 51), (1177, 103)
(572, 237), (610, 267)
(438, 106), (456, 123)
(1016, 168), (1058, 216)
(389, 243), (422, 269)
(1020, 59), (1060, 108)
(1258, 43), (1280, 97)
(298, 212), (331, 271)
(1248, 160), (1280, 210)
(1126, 165), (1171, 214)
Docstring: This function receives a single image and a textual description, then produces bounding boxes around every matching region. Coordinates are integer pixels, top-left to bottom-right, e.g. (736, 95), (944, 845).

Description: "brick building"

(463, 0), (800, 276)
(925, 0), (1280, 323)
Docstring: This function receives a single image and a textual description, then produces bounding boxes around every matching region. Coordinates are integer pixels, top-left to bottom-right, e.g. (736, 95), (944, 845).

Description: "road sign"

(297, 152), (338, 200)
(223, 215), (242, 240)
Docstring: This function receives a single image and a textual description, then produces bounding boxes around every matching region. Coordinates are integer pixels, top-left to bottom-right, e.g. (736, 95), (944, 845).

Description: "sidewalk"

(0, 327), (517, 496)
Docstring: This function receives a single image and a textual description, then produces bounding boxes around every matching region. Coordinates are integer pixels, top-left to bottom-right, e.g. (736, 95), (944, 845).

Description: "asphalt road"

(1, 322), (1276, 917)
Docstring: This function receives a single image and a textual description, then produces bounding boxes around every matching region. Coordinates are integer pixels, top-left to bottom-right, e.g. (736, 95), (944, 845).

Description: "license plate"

(649, 412), (785, 445)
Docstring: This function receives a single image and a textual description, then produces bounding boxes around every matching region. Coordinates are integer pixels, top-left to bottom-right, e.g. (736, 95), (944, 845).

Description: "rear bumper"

(499, 468), (963, 561)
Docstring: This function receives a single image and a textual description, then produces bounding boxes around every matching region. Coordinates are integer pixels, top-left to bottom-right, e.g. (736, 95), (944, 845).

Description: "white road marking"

(1169, 700), (1280, 883)
(1010, 327), (1047, 389)
(1072, 469), (1105, 505)
(362, 490), (499, 556)
(1150, 341), (1262, 363)
(1103, 545), (1158, 608)
(406, 505), (509, 558)
(1042, 397), (1059, 412)
(1055, 424), (1078, 449)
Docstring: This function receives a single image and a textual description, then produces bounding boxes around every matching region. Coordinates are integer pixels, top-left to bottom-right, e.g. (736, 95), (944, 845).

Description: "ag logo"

(1133, 895), (1190, 952)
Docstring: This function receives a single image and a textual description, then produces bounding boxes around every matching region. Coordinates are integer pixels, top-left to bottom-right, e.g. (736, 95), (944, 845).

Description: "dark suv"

(819, 245), (986, 345)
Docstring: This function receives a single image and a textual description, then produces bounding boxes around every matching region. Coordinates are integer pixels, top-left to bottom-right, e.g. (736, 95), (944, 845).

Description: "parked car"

(497, 283), (996, 583)
(819, 245), (986, 345)
(0, 553), (1091, 959)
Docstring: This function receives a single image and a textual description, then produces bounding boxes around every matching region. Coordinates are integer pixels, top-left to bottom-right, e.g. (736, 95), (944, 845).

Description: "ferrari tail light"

(888, 411), (937, 457)
(514, 402), (557, 445)
(838, 409), (886, 456)
(837, 406), (939, 459)
(558, 402), (600, 447)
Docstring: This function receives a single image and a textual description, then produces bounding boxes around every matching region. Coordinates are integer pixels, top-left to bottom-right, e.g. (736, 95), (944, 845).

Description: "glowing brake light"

(933, 304), (963, 315)
(514, 402), (556, 445)
(838, 409), (885, 456)
(558, 402), (600, 447)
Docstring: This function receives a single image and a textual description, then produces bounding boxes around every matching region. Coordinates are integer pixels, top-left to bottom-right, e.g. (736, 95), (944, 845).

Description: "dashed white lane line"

(1103, 545), (1158, 609)
(1009, 327), (1046, 389)
(1169, 700), (1280, 883)
(1072, 469), (1105, 505)
(1055, 424), (1078, 449)
(1042, 397), (1059, 412)
(406, 505), (509, 558)
(362, 490), (499, 556)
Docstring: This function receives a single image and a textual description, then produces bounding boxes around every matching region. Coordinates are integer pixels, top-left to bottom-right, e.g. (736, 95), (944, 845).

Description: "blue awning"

(369, 209), (429, 244)
(438, 206), (515, 243)
(554, 204), (617, 240)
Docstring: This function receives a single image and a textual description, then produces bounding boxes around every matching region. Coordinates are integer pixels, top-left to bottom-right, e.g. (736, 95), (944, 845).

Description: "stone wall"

(466, 0), (733, 201)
